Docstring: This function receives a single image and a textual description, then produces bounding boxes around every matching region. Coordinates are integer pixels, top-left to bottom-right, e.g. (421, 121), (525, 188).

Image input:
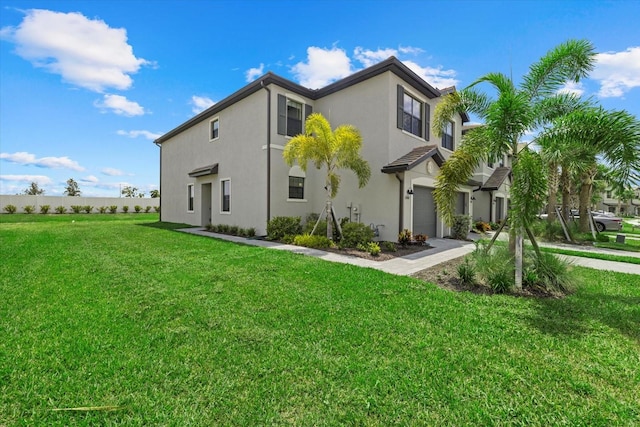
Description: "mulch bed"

(324, 243), (432, 261)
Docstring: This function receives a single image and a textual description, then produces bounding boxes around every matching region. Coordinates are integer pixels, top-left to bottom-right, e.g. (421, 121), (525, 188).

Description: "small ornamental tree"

(283, 113), (371, 239)
(64, 178), (81, 196)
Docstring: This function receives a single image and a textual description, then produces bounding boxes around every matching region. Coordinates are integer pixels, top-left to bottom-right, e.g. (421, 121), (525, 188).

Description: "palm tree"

(432, 39), (596, 289)
(537, 107), (640, 231)
(283, 113), (371, 239)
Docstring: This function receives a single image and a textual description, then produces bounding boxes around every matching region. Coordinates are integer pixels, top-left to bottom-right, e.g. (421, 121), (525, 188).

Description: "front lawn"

(1, 215), (639, 425)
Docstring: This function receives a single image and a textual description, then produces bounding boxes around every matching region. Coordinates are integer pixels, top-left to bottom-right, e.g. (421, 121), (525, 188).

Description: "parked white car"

(537, 210), (623, 232)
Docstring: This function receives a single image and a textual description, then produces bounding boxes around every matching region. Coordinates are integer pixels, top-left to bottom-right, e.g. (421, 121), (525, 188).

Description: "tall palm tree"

(537, 107), (640, 231)
(432, 39), (596, 289)
(283, 113), (371, 239)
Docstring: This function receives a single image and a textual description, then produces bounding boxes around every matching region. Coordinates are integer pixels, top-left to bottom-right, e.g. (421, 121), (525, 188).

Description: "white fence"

(0, 195), (159, 214)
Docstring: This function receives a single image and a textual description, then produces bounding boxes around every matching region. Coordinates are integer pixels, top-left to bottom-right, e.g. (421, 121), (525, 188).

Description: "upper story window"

(396, 85), (430, 140)
(286, 100), (302, 136)
(606, 191), (612, 199)
(442, 121), (454, 150)
(209, 117), (219, 141)
(403, 93), (423, 137)
(278, 94), (312, 137)
(187, 184), (194, 212)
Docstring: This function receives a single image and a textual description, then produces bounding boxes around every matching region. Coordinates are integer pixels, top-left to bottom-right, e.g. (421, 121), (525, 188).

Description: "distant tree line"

(19, 179), (159, 198)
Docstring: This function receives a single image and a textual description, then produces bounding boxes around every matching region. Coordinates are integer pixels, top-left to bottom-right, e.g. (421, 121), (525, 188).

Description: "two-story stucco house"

(154, 57), (510, 242)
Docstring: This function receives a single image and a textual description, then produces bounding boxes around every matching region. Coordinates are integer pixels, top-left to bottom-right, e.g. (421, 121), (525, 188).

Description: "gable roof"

(154, 57), (469, 145)
(381, 145), (445, 173)
(481, 167), (511, 190)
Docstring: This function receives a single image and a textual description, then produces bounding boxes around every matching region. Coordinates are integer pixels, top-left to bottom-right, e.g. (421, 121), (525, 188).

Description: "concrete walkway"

(178, 228), (639, 276)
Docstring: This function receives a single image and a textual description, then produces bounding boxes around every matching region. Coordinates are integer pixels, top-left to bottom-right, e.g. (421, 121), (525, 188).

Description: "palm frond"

(521, 39), (596, 100)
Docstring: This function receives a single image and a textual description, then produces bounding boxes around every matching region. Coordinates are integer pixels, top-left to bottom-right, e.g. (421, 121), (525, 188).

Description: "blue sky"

(1, 0), (639, 196)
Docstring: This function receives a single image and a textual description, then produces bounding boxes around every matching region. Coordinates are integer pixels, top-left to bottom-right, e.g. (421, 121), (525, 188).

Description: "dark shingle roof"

(188, 163), (218, 177)
(481, 167), (511, 190)
(381, 145), (444, 173)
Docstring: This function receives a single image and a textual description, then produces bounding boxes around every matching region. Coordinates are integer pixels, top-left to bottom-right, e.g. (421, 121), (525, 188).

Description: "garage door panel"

(413, 186), (436, 236)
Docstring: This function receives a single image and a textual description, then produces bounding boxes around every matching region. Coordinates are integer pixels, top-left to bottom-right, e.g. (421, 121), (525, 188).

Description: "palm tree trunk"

(560, 167), (571, 222)
(546, 162), (559, 222)
(578, 165), (596, 233)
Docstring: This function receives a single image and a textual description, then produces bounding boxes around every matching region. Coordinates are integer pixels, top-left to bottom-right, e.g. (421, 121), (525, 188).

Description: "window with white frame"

(221, 179), (230, 212)
(441, 121), (454, 150)
(187, 184), (194, 211)
(289, 176), (304, 199)
(210, 117), (219, 141)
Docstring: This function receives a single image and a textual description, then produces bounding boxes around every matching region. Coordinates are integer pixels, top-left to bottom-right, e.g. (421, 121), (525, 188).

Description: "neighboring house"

(595, 187), (640, 215)
(154, 57), (509, 241)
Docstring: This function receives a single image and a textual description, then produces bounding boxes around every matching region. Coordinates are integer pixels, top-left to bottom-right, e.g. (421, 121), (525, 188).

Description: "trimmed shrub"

(109, 206), (118, 213)
(23, 205), (35, 214)
(367, 242), (381, 256)
(122, 206), (129, 213)
(98, 206), (107, 213)
(229, 225), (239, 235)
(452, 215), (471, 240)
(340, 222), (374, 248)
(489, 222), (500, 231)
(145, 206), (152, 213)
(39, 205), (50, 214)
(55, 206), (67, 214)
(154, 206), (160, 213)
(3, 204), (17, 214)
(267, 216), (302, 240)
(414, 233), (428, 244)
(245, 227), (256, 238)
(382, 241), (397, 252)
(134, 205), (142, 213)
(398, 229), (412, 247)
(70, 205), (82, 214)
(474, 221), (491, 232)
(293, 234), (333, 249)
(83, 205), (93, 214)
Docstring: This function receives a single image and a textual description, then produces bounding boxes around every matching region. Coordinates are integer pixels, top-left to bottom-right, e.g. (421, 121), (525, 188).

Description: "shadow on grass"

(526, 282), (640, 343)
(138, 221), (194, 230)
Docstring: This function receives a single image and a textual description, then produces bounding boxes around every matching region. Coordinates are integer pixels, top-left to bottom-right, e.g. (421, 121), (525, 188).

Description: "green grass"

(1, 215), (639, 425)
(538, 247), (640, 265)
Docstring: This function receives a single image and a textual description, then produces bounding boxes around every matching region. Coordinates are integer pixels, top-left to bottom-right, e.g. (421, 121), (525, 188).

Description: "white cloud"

(117, 129), (162, 140)
(0, 151), (85, 171)
(402, 60), (459, 89)
(245, 63), (264, 82)
(354, 47), (398, 68)
(291, 46), (353, 89)
(398, 45), (424, 55)
(95, 94), (145, 116)
(0, 174), (53, 185)
(592, 47), (640, 98)
(101, 167), (125, 176)
(1, 9), (149, 92)
(190, 95), (215, 114)
(557, 81), (585, 97)
(81, 175), (99, 183)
